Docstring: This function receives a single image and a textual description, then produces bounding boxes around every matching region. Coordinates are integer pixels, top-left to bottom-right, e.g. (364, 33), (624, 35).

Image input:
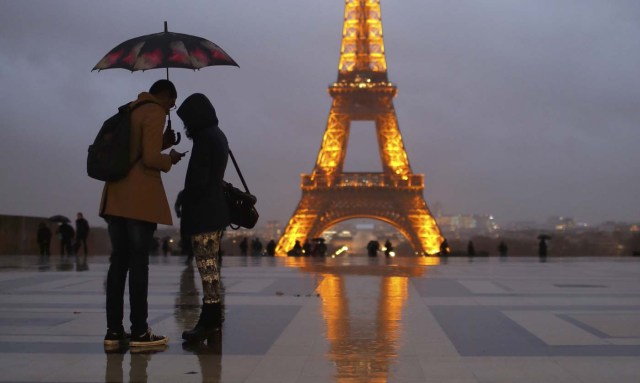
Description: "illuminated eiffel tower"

(276, 0), (443, 255)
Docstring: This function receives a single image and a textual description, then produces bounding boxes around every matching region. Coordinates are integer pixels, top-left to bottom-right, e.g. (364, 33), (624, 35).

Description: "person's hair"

(149, 80), (177, 98)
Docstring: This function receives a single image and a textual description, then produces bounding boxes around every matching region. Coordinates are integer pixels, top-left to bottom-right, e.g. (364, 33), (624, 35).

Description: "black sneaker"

(129, 328), (169, 347)
(104, 329), (130, 349)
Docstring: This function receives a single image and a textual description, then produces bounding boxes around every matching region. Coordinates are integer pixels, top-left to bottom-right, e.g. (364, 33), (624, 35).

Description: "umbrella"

(92, 21), (238, 144)
(92, 21), (239, 79)
(49, 215), (70, 224)
(537, 234), (552, 241)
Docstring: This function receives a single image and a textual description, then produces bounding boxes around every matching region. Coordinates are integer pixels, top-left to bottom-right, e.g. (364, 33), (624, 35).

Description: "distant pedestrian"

(266, 240), (277, 256)
(367, 240), (380, 257)
(74, 212), (90, 256)
(498, 241), (508, 257)
(56, 221), (75, 256)
(439, 238), (450, 257)
(384, 239), (393, 257)
(239, 237), (248, 256)
(37, 222), (52, 257)
(314, 238), (327, 257)
(251, 237), (263, 256)
(288, 240), (302, 256)
(538, 238), (548, 260)
(161, 237), (171, 256)
(302, 239), (313, 256)
(467, 240), (475, 257)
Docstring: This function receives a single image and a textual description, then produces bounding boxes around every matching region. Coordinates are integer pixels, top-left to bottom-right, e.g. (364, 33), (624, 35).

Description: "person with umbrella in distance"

(56, 220), (75, 258)
(100, 79), (186, 349)
(538, 234), (551, 261)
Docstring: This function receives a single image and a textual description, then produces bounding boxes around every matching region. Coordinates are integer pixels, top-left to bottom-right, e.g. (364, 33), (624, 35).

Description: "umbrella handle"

(165, 118), (181, 146)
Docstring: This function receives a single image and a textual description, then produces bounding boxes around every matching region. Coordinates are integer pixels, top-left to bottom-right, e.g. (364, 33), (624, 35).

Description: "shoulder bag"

(224, 149), (259, 230)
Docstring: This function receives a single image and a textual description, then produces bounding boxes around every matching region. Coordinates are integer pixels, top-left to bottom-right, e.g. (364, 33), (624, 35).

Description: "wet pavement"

(1, 254), (640, 382)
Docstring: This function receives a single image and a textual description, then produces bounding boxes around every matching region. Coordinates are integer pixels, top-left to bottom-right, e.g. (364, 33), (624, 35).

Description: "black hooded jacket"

(177, 93), (230, 235)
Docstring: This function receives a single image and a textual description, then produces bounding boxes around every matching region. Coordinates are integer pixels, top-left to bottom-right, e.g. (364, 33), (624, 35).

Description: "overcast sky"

(1, 0), (639, 230)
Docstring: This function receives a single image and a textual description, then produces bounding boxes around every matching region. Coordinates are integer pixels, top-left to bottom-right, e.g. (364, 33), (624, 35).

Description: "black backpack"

(87, 100), (157, 181)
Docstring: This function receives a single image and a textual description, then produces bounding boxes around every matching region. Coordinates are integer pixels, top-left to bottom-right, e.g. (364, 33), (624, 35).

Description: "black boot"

(182, 302), (221, 342)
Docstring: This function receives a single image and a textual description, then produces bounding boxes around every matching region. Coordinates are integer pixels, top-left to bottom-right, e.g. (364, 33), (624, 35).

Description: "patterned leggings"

(191, 230), (223, 304)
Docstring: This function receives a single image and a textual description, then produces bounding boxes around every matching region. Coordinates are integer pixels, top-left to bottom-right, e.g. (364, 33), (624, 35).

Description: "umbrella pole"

(163, 21), (174, 143)
(164, 21), (170, 81)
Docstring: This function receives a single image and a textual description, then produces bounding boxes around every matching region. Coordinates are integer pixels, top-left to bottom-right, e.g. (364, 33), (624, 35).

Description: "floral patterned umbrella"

(92, 22), (238, 78)
(93, 22), (238, 144)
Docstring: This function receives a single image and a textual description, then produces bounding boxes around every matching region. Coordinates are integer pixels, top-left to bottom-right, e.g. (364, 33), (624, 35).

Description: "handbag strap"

(228, 149), (251, 194)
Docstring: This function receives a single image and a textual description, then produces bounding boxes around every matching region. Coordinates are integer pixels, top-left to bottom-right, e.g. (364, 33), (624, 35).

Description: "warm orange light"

(408, 210), (443, 254)
(315, 270), (410, 382)
(276, 0), (444, 256)
(338, 0), (387, 75)
(417, 256), (441, 266)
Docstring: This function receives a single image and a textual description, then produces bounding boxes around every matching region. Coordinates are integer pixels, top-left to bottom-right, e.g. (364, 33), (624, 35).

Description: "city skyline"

(1, 1), (639, 229)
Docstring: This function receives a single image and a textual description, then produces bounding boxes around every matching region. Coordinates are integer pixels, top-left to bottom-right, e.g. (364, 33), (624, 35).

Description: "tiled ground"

(1, 254), (639, 382)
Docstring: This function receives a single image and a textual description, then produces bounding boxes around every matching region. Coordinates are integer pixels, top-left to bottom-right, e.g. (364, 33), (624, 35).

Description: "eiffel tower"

(276, 0), (443, 255)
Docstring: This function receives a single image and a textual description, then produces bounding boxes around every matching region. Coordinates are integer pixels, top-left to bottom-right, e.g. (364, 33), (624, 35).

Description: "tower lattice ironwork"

(276, 0), (443, 255)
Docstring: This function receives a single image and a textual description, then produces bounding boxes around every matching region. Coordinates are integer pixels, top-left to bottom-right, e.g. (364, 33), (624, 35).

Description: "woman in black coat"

(176, 93), (229, 342)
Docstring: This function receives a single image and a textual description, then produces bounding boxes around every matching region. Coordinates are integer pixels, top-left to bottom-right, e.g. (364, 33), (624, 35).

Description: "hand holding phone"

(169, 149), (186, 164)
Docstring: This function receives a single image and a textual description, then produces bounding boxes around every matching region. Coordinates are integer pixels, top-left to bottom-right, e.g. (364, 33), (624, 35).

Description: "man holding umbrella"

(100, 79), (185, 349)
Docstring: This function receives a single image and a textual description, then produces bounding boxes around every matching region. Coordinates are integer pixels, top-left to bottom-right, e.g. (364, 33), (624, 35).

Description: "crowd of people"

(36, 212), (90, 259)
(286, 238), (328, 257)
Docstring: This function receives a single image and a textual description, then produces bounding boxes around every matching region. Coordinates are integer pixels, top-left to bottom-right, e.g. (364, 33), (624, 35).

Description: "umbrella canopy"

(538, 234), (552, 241)
(49, 215), (70, 224)
(92, 22), (238, 76)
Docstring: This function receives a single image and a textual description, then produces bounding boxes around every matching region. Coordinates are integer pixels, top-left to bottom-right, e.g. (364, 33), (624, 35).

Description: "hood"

(176, 93), (219, 131)
(131, 92), (165, 111)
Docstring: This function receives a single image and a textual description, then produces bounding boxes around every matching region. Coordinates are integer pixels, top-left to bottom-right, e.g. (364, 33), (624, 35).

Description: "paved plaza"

(0, 254), (639, 382)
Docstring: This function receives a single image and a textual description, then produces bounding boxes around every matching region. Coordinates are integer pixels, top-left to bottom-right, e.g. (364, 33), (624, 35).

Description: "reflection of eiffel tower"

(277, 0), (443, 255)
(285, 257), (429, 381)
(319, 274), (407, 382)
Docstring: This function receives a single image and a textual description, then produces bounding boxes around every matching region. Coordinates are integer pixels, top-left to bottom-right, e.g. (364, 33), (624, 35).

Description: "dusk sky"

(1, 0), (639, 230)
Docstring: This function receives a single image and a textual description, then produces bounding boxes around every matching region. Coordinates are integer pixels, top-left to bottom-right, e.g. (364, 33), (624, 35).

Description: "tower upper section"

(337, 0), (389, 84)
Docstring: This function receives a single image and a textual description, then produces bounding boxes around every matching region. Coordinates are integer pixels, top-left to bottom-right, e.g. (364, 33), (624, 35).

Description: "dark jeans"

(105, 216), (156, 335)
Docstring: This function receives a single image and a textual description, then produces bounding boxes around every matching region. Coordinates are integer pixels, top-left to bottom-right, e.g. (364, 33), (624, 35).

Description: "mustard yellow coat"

(99, 92), (174, 225)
